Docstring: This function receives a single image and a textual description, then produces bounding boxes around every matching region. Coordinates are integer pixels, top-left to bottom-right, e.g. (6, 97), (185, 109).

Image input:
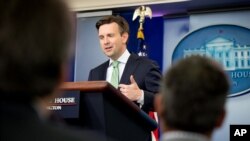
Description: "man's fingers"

(130, 75), (136, 84)
(118, 84), (127, 88)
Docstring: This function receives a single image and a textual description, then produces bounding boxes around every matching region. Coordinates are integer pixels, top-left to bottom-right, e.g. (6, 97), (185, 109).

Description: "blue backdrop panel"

(119, 12), (164, 71)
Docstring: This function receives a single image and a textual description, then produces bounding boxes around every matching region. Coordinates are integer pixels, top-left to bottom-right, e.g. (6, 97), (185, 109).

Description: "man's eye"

(108, 34), (114, 37)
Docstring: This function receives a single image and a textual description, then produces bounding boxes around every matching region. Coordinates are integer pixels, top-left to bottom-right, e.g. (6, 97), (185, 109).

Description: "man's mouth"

(105, 46), (112, 51)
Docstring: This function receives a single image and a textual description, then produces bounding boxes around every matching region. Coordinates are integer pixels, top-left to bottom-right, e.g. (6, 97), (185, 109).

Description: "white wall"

(74, 15), (108, 81)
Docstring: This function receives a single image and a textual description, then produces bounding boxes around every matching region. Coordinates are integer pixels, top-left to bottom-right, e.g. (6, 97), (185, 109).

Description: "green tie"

(111, 61), (119, 88)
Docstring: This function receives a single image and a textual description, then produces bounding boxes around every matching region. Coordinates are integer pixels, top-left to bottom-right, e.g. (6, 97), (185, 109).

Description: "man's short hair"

(96, 15), (129, 35)
(0, 0), (72, 100)
(161, 55), (229, 133)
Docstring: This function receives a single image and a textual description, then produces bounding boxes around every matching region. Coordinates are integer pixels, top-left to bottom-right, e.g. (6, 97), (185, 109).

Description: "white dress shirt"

(106, 49), (130, 83)
(106, 49), (144, 105)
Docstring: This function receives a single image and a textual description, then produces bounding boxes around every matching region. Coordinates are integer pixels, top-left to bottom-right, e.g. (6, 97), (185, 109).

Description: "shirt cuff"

(137, 90), (144, 108)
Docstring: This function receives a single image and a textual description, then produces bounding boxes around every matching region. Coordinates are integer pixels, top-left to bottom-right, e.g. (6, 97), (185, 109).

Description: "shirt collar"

(161, 131), (210, 141)
(109, 49), (130, 66)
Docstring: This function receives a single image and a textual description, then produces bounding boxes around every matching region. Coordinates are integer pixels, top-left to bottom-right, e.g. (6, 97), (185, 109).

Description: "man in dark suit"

(0, 0), (109, 141)
(88, 15), (162, 113)
(155, 56), (229, 141)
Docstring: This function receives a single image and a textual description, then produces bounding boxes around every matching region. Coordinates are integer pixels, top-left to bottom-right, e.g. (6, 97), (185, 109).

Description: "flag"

(137, 29), (147, 57)
(136, 28), (160, 141)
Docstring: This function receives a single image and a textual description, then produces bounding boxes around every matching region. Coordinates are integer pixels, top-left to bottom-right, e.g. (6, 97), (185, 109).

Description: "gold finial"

(132, 6), (152, 30)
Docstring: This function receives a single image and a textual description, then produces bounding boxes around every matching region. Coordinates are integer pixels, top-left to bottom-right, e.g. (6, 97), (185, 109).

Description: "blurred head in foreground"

(0, 0), (72, 102)
(155, 55), (229, 140)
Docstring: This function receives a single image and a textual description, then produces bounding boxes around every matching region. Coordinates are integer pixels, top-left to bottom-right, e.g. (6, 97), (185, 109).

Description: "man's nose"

(103, 37), (110, 45)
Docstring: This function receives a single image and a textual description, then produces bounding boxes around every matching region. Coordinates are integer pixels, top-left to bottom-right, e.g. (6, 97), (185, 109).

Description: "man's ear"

(60, 63), (68, 83)
(121, 32), (129, 44)
(215, 109), (226, 128)
(49, 64), (68, 99)
(154, 94), (164, 118)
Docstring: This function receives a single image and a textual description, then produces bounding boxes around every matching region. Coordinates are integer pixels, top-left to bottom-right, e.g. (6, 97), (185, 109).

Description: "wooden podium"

(60, 81), (157, 141)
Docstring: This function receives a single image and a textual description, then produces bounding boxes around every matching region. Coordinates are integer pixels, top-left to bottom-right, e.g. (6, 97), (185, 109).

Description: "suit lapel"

(119, 54), (139, 84)
(100, 61), (109, 80)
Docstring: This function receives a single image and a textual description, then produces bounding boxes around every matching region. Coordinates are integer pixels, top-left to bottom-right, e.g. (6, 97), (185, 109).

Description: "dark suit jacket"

(0, 101), (109, 141)
(88, 53), (162, 113)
